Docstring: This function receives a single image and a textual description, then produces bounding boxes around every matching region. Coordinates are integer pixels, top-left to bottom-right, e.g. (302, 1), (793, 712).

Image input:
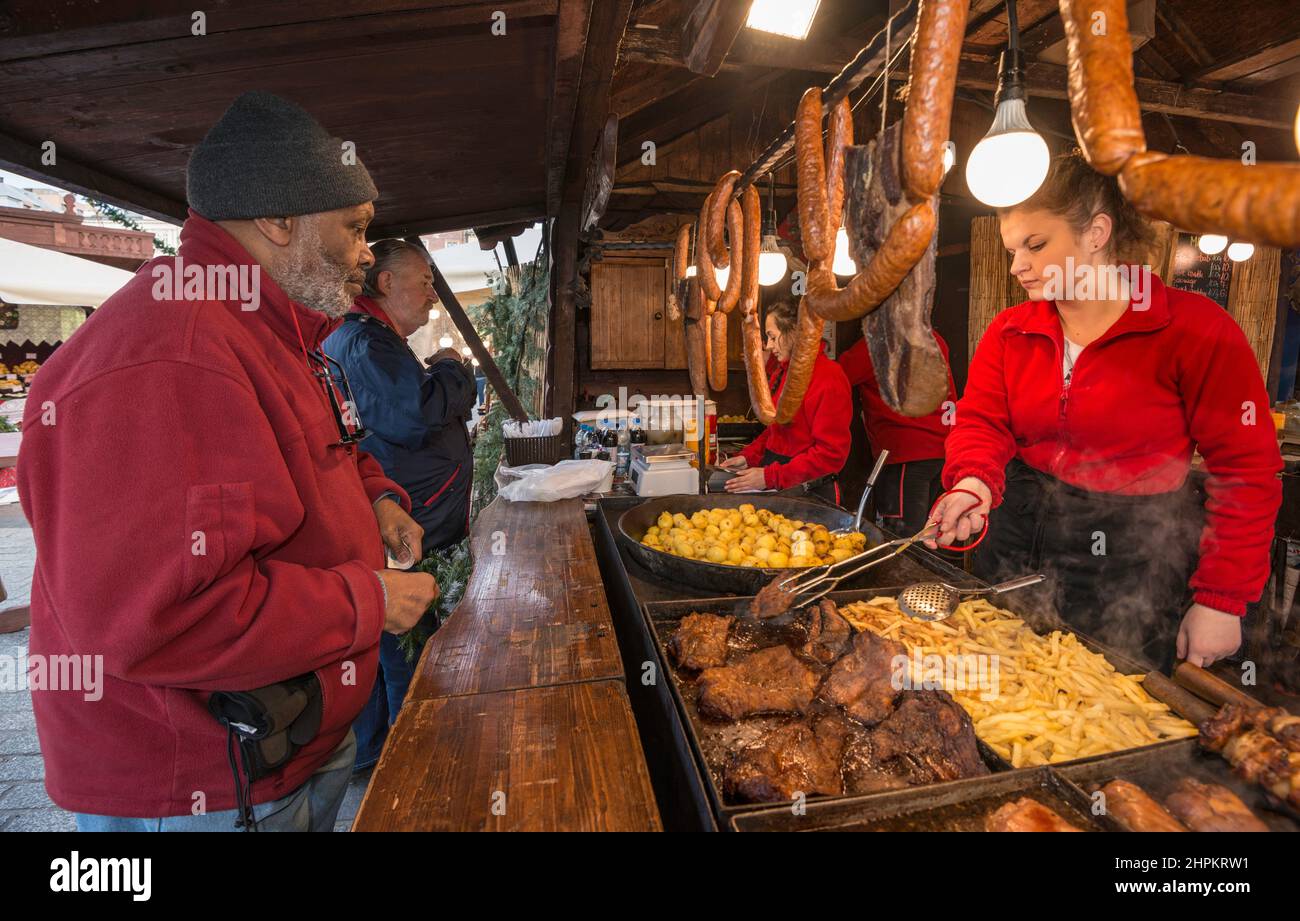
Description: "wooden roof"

(0, 0), (607, 237)
(605, 0), (1300, 232)
(0, 1), (1296, 236)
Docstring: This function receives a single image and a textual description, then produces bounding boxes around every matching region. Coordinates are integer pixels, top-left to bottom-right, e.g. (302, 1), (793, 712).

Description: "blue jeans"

(352, 631), (422, 770)
(74, 730), (357, 832)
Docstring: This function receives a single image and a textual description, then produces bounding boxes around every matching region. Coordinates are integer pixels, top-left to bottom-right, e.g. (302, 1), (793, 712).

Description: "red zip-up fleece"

(740, 343), (853, 489)
(17, 212), (410, 818)
(838, 331), (956, 464)
(943, 274), (1281, 616)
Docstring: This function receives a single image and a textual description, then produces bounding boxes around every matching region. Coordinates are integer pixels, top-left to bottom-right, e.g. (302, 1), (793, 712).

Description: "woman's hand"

(924, 476), (992, 547)
(719, 455), (748, 471)
(1177, 603), (1242, 667)
(724, 467), (768, 492)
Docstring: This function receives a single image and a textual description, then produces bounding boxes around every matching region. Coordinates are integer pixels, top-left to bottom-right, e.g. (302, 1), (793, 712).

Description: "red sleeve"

(1179, 311), (1282, 616)
(836, 338), (875, 389)
(18, 363), (386, 692)
(764, 365), (853, 490)
(739, 426), (772, 467)
(942, 315), (1017, 505)
(356, 449), (411, 511)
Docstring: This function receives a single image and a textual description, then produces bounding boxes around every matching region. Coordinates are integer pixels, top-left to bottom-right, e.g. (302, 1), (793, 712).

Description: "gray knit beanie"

(186, 91), (378, 220)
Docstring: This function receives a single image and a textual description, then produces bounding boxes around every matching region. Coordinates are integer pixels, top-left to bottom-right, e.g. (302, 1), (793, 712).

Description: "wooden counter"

(353, 498), (662, 832)
(406, 496), (625, 699)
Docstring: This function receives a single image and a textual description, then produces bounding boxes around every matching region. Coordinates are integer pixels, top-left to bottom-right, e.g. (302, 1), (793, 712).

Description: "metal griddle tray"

(643, 589), (1013, 826)
(1053, 739), (1300, 832)
(644, 587), (1219, 829)
(728, 766), (1109, 832)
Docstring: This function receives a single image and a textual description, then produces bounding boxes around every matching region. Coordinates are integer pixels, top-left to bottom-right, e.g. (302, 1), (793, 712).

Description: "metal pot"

(616, 494), (861, 595)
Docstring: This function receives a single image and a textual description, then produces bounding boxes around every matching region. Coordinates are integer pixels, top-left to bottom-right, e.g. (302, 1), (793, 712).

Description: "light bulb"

(965, 99), (1050, 207)
(832, 227), (856, 276)
(714, 265), (730, 289)
(461, 346), (472, 356)
(758, 235), (788, 286)
(746, 0), (821, 39)
(429, 308), (440, 320)
(439, 334), (453, 349)
(1227, 241), (1254, 262)
(471, 358), (479, 367)
(1198, 234), (1228, 255)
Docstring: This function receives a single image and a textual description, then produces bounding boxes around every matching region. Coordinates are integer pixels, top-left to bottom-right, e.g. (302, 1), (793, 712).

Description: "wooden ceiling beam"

(1192, 33), (1300, 84)
(679, 0), (749, 76)
(614, 67), (786, 168)
(952, 58), (1295, 131)
(370, 204), (547, 239)
(546, 0), (595, 215)
(0, 129), (186, 224)
(0, 0), (559, 62)
(611, 64), (700, 116)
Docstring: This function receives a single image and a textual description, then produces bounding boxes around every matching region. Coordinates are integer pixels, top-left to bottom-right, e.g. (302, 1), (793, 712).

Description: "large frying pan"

(616, 494), (864, 595)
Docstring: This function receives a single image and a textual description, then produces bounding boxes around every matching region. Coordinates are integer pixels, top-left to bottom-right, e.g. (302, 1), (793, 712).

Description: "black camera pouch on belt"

(208, 673), (323, 830)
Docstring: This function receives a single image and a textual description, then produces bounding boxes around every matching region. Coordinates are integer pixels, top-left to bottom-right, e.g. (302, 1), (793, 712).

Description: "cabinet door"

(590, 256), (669, 369)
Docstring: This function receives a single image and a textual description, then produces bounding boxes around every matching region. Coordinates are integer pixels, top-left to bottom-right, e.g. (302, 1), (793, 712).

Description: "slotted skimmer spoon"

(897, 574), (1047, 622)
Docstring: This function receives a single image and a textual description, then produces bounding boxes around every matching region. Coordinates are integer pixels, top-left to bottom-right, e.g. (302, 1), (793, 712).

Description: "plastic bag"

(498, 459), (612, 502)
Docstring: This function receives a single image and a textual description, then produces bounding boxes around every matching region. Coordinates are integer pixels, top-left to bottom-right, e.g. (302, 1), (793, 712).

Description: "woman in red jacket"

(720, 300), (852, 502)
(839, 330), (956, 534)
(931, 152), (1281, 670)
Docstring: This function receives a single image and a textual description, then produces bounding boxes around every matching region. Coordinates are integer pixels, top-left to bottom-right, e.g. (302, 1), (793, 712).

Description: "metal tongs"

(776, 521), (939, 611)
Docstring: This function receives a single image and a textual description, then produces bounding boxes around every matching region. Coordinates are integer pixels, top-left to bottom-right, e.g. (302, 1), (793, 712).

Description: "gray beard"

(276, 221), (353, 318)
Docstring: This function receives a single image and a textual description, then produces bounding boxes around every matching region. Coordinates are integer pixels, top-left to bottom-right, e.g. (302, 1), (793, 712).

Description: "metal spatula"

(897, 574), (1047, 622)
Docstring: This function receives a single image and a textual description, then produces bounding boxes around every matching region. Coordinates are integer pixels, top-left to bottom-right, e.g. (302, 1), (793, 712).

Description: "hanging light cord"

(1006, 0), (1019, 51)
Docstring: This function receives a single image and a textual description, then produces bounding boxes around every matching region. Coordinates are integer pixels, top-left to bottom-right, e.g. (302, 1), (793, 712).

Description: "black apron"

(875, 458), (945, 536)
(974, 459), (1203, 671)
(761, 449), (841, 505)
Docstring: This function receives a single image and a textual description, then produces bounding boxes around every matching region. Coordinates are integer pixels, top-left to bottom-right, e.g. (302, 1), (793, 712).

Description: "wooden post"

(420, 248), (530, 424)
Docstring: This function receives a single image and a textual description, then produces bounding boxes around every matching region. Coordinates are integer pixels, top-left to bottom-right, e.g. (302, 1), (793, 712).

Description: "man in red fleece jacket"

(17, 92), (437, 831)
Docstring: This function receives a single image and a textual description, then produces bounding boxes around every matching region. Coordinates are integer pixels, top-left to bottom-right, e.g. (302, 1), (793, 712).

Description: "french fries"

(838, 597), (1197, 767)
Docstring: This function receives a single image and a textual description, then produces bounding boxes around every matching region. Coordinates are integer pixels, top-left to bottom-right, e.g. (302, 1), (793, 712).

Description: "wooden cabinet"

(589, 253), (742, 370)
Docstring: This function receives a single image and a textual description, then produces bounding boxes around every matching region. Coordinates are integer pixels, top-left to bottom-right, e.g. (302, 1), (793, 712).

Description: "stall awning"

(433, 225), (543, 294)
(0, 236), (136, 307)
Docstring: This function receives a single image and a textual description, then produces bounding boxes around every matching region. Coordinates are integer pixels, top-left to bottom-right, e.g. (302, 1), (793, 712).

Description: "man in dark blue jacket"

(323, 238), (476, 769)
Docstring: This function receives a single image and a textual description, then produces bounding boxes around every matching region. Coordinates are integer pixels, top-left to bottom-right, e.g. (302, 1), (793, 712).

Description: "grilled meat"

(869, 691), (989, 784)
(840, 729), (912, 795)
(1099, 779), (1187, 832)
(1164, 778), (1269, 832)
(668, 612), (734, 671)
(1199, 703), (1300, 808)
(724, 716), (849, 802)
(985, 798), (1084, 832)
(819, 629), (907, 726)
(697, 645), (822, 721)
(751, 573), (797, 619)
(801, 599), (852, 664)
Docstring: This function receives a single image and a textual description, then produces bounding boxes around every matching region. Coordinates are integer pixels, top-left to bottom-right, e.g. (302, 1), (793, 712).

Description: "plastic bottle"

(615, 420), (631, 478)
(598, 424), (616, 463)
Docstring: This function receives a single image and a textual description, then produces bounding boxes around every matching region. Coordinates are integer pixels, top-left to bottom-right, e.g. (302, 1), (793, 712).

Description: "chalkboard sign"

(1169, 233), (1233, 308)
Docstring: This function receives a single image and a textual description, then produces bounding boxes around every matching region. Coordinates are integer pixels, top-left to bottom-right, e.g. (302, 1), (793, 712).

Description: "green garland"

(396, 535), (473, 663)
(467, 251), (549, 516)
(88, 198), (177, 256)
